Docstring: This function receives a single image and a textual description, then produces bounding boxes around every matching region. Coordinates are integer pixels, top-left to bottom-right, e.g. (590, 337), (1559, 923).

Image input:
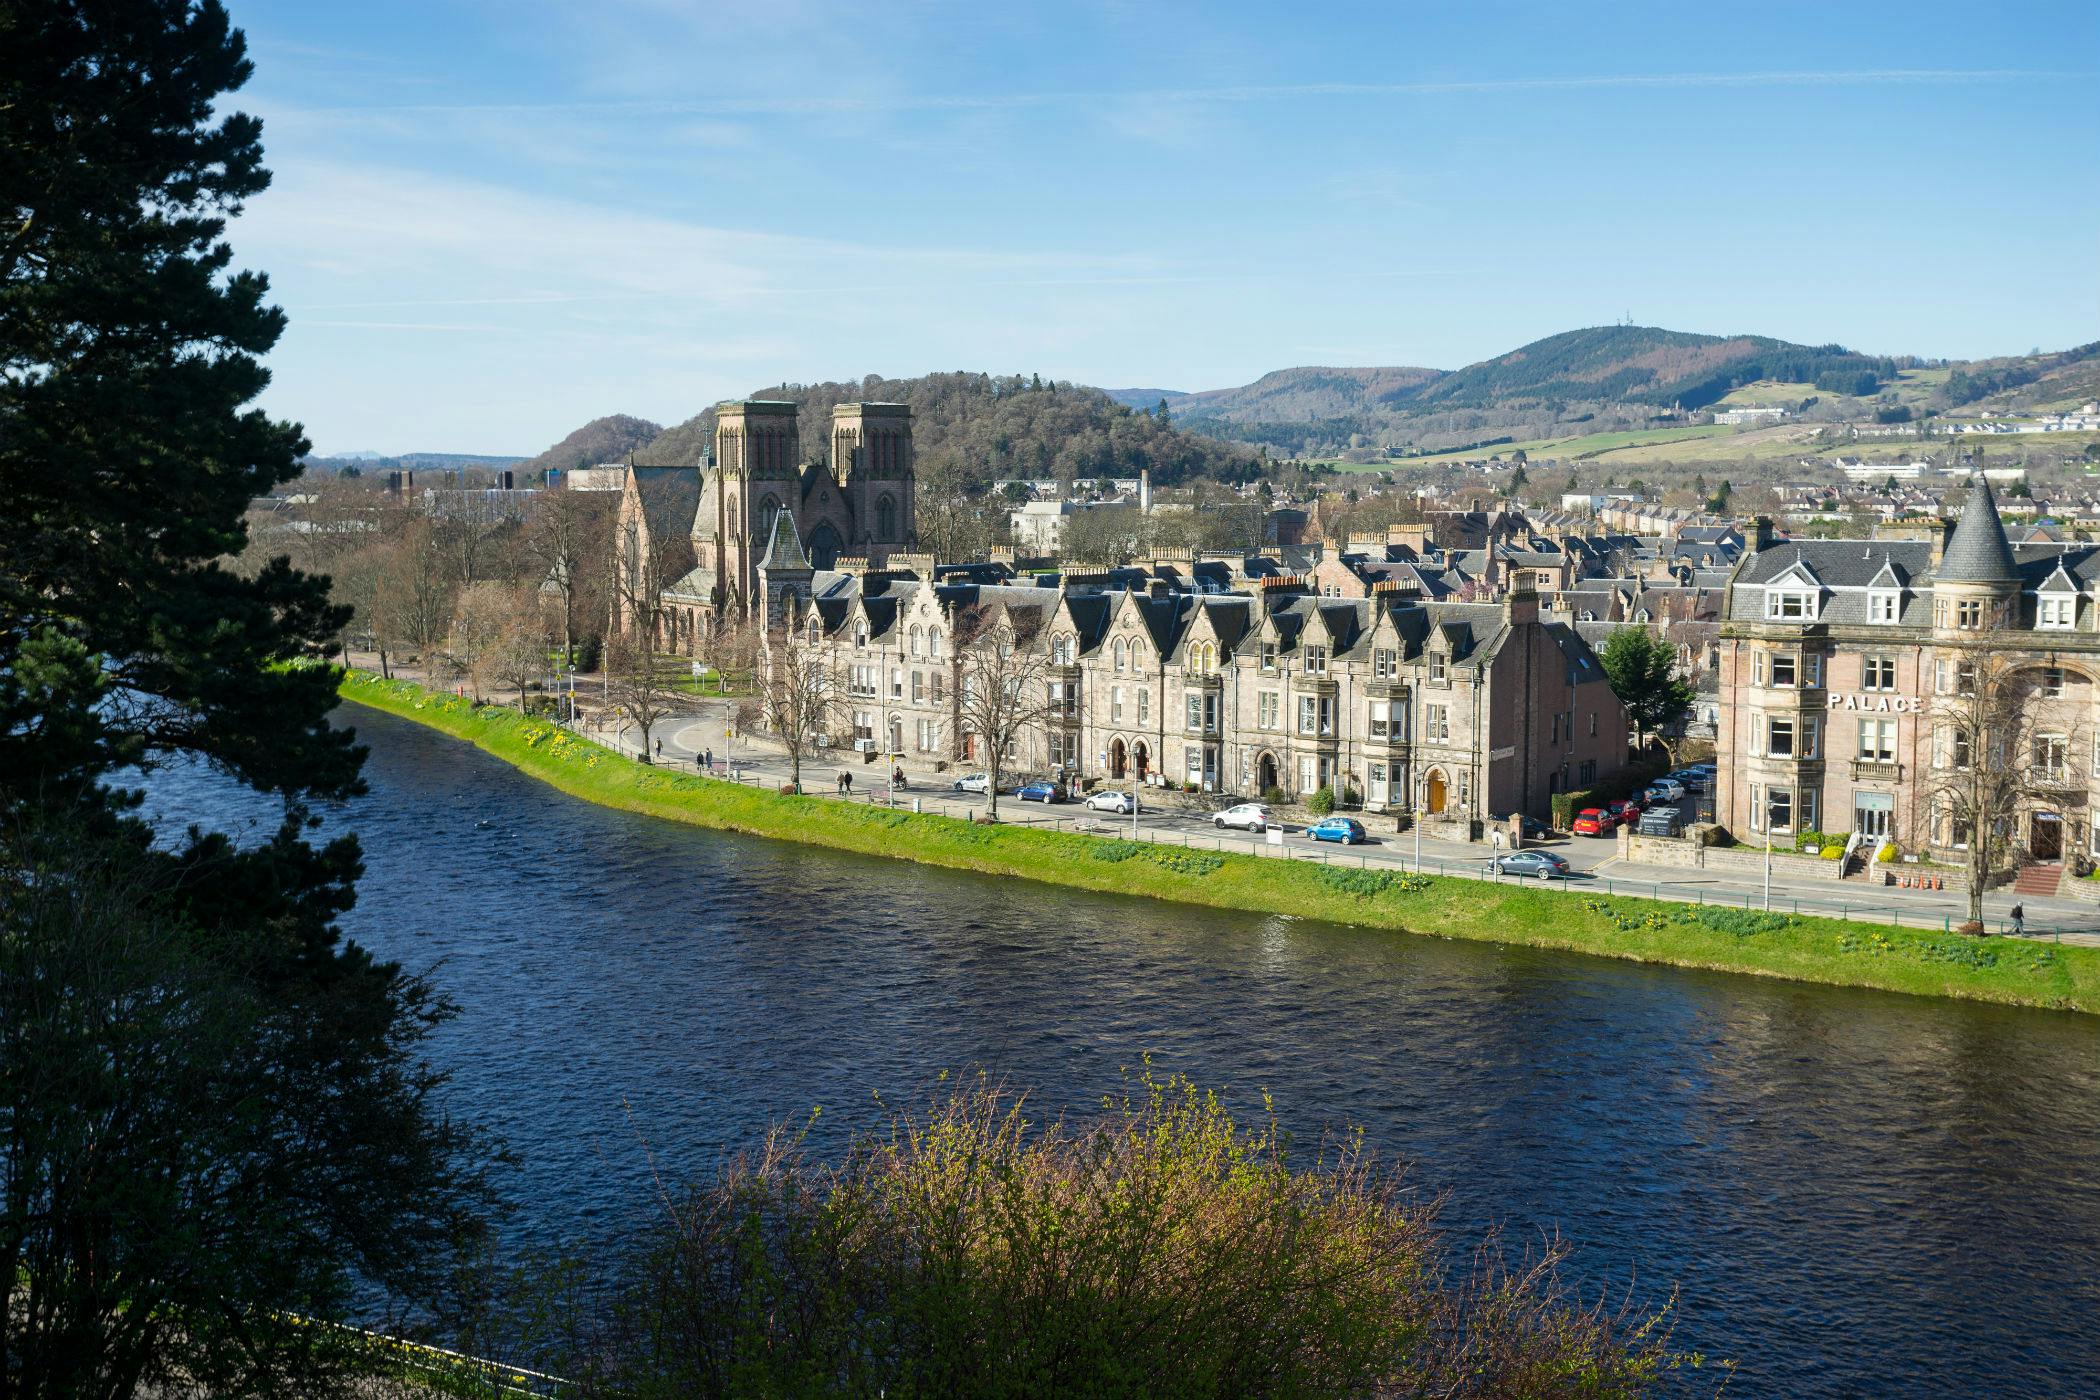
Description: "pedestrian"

(654, 737), (662, 758)
(836, 770), (847, 795)
(843, 770), (853, 794)
(2011, 903), (2026, 937)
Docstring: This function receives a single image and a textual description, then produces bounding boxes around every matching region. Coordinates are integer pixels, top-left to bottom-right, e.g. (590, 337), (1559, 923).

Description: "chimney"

(1504, 582), (1540, 626)
(1932, 516), (1954, 569)
(1751, 516), (1775, 551)
(501, 469), (515, 491)
(1139, 468), (1152, 515)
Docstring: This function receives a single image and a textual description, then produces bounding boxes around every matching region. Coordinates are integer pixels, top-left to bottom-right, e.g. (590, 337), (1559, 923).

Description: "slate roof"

(630, 467), (702, 551)
(757, 508), (810, 572)
(1936, 478), (2018, 583)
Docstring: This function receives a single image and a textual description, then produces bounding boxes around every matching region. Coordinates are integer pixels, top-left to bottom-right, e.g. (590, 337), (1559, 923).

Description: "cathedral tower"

(831, 402), (915, 553)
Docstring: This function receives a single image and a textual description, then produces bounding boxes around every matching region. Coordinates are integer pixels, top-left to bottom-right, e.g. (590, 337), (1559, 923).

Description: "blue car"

(1306, 816), (1367, 845)
(1017, 780), (1064, 804)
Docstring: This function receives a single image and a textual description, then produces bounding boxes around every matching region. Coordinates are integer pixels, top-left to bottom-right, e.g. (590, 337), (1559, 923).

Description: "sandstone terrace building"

(613, 400), (1631, 822)
(1719, 477), (2100, 872)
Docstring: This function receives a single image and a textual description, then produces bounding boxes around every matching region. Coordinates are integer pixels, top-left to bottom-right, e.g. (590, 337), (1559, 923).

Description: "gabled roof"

(630, 466), (702, 548)
(1935, 477), (2018, 584)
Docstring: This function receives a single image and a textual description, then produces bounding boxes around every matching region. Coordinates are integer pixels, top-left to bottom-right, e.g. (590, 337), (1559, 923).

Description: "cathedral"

(615, 399), (917, 644)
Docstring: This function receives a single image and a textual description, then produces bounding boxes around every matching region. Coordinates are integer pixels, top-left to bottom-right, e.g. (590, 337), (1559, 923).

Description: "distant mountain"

(640, 372), (1258, 488)
(1156, 324), (1932, 456)
(514, 414), (664, 479)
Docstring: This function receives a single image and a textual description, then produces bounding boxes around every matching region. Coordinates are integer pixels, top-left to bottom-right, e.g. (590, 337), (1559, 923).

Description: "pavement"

(542, 689), (2100, 949)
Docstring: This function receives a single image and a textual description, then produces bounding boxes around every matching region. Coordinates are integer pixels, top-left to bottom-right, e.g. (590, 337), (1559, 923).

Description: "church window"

(909, 624), (922, 656)
(875, 494), (898, 541)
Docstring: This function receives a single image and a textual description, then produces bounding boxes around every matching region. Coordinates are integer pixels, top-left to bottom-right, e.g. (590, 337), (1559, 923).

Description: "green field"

(341, 670), (2100, 1017)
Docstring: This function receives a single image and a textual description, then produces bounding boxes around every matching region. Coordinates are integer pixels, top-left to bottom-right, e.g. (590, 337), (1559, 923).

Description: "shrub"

(1307, 787), (1337, 816)
(1819, 845), (1843, 860)
(517, 1074), (1684, 1398)
(1262, 785), (1287, 806)
(1877, 844), (1899, 863)
(1318, 867), (1431, 898)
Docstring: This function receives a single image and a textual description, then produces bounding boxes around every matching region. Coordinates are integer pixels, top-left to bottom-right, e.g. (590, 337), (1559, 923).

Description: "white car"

(1084, 789), (1139, 815)
(1644, 779), (1686, 803)
(952, 772), (992, 794)
(1213, 802), (1272, 833)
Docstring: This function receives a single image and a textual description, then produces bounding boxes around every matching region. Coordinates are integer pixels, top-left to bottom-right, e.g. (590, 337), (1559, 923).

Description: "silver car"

(1084, 790), (1139, 814)
(1213, 802), (1272, 833)
(952, 771), (991, 794)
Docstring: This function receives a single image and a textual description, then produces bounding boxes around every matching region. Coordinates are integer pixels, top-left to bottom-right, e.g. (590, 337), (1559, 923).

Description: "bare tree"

(490, 586), (553, 711)
(956, 603), (1051, 821)
(1922, 653), (2076, 930)
(522, 488), (613, 666)
(446, 581), (514, 703)
(757, 613), (838, 792)
(605, 632), (678, 760)
(380, 519), (457, 672)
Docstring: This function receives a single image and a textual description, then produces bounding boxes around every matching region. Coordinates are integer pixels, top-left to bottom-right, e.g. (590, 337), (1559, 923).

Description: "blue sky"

(224, 0), (2100, 454)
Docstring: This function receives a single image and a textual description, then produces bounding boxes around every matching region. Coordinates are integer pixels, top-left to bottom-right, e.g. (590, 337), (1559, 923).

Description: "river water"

(149, 709), (2100, 1398)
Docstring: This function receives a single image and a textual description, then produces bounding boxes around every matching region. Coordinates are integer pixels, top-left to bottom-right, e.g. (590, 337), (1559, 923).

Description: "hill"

(515, 413), (664, 479)
(1157, 325), (1933, 458)
(641, 372), (1259, 489)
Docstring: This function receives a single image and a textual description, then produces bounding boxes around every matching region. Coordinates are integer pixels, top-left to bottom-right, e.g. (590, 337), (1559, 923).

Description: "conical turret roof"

(758, 507), (810, 572)
(1935, 477), (2017, 584)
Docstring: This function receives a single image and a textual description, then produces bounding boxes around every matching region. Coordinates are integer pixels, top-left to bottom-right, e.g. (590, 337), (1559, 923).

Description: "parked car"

(1489, 850), (1570, 880)
(1606, 798), (1644, 825)
(1213, 802), (1272, 833)
(952, 772), (992, 794)
(1490, 812), (1552, 841)
(1668, 769), (1712, 793)
(1638, 806), (1685, 837)
(1017, 780), (1065, 804)
(1084, 789), (1139, 815)
(1572, 807), (1615, 837)
(1306, 816), (1368, 845)
(1644, 779), (1687, 803)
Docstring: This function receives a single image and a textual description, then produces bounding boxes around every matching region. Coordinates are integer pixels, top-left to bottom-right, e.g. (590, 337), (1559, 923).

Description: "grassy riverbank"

(339, 672), (2100, 1016)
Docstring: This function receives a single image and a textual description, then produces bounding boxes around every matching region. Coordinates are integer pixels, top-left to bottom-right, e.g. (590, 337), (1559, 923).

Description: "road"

(559, 695), (2100, 948)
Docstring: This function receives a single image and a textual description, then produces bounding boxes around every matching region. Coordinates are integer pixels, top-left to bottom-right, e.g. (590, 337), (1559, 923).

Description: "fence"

(576, 709), (2085, 943)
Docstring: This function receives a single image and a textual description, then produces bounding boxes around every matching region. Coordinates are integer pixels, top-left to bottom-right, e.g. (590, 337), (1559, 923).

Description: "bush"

(1877, 844), (1899, 863)
(1820, 845), (1843, 860)
(513, 1074), (1683, 1398)
(1262, 785), (1287, 806)
(1307, 787), (1337, 816)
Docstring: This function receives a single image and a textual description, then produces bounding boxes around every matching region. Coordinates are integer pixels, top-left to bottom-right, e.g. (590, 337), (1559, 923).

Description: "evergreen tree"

(2, 3), (493, 1392)
(1597, 627), (1695, 759)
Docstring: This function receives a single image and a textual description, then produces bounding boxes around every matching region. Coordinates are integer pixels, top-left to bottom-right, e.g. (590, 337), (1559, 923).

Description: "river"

(148, 709), (2100, 1397)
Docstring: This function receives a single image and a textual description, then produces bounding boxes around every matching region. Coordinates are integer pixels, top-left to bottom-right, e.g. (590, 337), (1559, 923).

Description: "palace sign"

(1826, 693), (1919, 714)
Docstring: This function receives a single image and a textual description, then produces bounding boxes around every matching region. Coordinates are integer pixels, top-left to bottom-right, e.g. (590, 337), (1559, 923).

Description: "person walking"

(2011, 903), (2026, 937)
(843, 770), (853, 795)
(654, 737), (662, 758)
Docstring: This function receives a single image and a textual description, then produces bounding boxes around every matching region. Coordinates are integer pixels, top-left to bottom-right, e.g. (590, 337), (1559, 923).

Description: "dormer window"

(1051, 633), (1075, 665)
(854, 622), (869, 647)
(1867, 590), (1900, 624)
(1302, 645), (1328, 675)
(1766, 589), (1815, 621)
(1428, 653), (1447, 682)
(2040, 594), (2076, 630)
(1956, 599), (1984, 630)
(1259, 641), (1277, 672)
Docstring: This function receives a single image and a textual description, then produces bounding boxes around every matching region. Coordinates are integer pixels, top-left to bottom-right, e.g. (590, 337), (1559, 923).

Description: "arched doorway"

(1424, 768), (1447, 815)
(1133, 741), (1150, 781)
(1257, 751), (1278, 794)
(1109, 738), (1128, 778)
(888, 716), (904, 755)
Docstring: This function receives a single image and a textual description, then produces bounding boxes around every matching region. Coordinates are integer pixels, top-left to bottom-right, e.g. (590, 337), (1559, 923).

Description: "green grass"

(339, 671), (2100, 1016)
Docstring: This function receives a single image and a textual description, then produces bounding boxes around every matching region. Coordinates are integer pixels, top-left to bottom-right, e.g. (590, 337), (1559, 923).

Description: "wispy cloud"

(273, 67), (2087, 118)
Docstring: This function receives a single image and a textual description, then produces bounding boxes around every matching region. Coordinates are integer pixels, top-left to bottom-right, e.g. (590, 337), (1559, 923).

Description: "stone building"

(1717, 477), (2100, 870)
(787, 565), (1627, 823)
(612, 399), (917, 639)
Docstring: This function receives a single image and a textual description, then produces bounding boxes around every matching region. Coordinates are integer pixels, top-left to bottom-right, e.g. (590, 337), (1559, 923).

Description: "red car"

(1607, 798), (1644, 825)
(1572, 807), (1615, 837)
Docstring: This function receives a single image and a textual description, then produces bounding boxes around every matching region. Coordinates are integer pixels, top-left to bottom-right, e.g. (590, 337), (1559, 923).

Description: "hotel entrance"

(2032, 810), (2064, 863)
(1853, 792), (1893, 841)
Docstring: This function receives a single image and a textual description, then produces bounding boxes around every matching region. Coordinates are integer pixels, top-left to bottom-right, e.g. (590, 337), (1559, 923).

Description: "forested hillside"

(516, 413), (664, 478)
(1155, 324), (1926, 457)
(641, 372), (1260, 489)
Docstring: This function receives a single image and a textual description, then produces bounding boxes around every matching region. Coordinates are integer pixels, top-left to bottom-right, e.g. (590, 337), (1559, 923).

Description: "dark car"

(1489, 850), (1570, 880)
(1490, 812), (1552, 841)
(1016, 780), (1065, 804)
(1306, 816), (1368, 845)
